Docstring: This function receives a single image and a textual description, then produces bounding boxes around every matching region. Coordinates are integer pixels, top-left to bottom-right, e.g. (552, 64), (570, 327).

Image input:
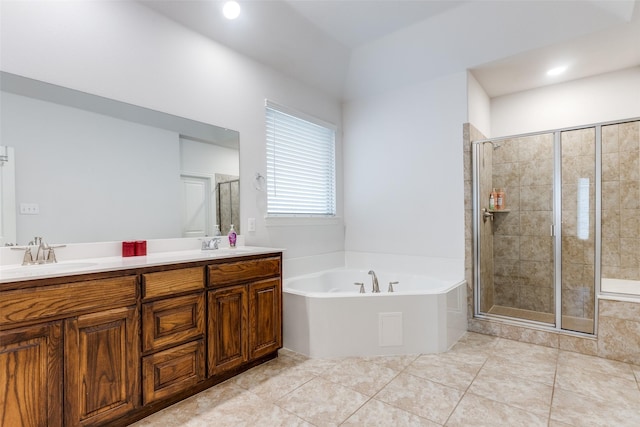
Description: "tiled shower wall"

(602, 121), (640, 281)
(492, 134), (555, 314)
(464, 122), (640, 365)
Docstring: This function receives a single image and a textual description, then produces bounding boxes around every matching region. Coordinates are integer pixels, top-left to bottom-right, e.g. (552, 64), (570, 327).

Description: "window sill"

(265, 216), (342, 228)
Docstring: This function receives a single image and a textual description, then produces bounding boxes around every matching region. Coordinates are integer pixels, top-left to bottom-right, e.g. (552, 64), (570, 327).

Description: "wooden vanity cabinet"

(248, 278), (282, 360)
(207, 256), (282, 376)
(207, 284), (248, 375)
(0, 321), (63, 427)
(140, 267), (206, 405)
(0, 252), (283, 426)
(0, 275), (138, 427)
(64, 306), (140, 427)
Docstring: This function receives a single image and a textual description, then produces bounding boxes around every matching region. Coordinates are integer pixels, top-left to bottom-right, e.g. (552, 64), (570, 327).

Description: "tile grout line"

(336, 354), (422, 426)
(547, 348), (560, 426)
(441, 347), (492, 426)
(446, 338), (561, 425)
(269, 364), (332, 427)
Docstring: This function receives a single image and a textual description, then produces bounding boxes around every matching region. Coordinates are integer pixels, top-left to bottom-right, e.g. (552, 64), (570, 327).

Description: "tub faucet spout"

(368, 270), (380, 293)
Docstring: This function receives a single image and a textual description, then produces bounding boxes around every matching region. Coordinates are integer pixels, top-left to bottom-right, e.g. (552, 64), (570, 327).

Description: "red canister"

(135, 240), (147, 256)
(122, 241), (135, 257)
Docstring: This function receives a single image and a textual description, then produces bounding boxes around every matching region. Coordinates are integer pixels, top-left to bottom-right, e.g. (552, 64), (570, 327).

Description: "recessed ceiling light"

(223, 1), (241, 20)
(547, 66), (568, 76)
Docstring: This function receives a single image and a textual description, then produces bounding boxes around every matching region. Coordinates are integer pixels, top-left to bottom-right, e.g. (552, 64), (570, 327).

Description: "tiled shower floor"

(131, 332), (640, 426)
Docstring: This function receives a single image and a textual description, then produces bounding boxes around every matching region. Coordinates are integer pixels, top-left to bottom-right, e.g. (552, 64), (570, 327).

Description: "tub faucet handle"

(388, 281), (399, 292)
(353, 282), (365, 294)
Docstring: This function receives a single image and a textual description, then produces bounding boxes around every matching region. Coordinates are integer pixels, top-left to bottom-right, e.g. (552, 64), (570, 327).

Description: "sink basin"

(0, 262), (99, 278)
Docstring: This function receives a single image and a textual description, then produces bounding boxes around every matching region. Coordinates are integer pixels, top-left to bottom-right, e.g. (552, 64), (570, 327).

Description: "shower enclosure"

(473, 118), (639, 335)
(216, 177), (240, 236)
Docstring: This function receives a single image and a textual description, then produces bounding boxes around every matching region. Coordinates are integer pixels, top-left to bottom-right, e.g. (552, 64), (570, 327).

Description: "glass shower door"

(475, 133), (556, 325)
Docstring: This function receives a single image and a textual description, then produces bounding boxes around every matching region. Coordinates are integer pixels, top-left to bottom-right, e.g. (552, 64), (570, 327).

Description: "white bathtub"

(283, 269), (467, 358)
(601, 278), (640, 302)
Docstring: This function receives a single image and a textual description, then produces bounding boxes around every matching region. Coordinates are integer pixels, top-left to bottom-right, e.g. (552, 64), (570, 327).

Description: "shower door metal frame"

(472, 129), (561, 329)
(553, 131), (562, 329)
(470, 117), (640, 336)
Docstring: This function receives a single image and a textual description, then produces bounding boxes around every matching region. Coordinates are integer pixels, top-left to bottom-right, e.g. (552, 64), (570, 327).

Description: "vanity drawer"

(142, 339), (205, 404)
(208, 257), (281, 287)
(0, 276), (137, 327)
(142, 267), (204, 300)
(142, 293), (205, 352)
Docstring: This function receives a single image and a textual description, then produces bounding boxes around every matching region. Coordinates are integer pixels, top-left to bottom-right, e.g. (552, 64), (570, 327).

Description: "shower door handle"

(482, 208), (494, 222)
(550, 224), (555, 236)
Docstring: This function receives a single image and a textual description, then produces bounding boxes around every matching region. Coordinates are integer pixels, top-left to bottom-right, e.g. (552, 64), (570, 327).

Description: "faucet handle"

(23, 247), (34, 265)
(46, 248), (57, 263)
(210, 237), (220, 250)
(388, 281), (399, 292)
(354, 282), (365, 294)
(11, 246), (34, 265)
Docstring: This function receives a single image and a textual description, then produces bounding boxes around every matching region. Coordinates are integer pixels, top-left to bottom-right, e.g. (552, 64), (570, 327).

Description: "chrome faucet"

(12, 236), (64, 265)
(368, 270), (380, 293)
(201, 237), (221, 250)
(34, 237), (61, 264)
(34, 237), (47, 263)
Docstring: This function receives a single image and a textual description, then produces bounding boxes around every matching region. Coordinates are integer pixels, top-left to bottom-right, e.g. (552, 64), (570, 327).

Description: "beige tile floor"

(131, 333), (640, 426)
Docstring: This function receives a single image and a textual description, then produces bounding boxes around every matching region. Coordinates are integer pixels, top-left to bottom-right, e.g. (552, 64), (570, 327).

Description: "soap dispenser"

(228, 224), (237, 248)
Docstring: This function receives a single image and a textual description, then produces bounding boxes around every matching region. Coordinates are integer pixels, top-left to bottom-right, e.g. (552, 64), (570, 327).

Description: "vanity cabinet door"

(207, 285), (248, 376)
(249, 278), (282, 360)
(64, 306), (140, 427)
(0, 322), (63, 427)
(142, 340), (205, 404)
(142, 293), (205, 352)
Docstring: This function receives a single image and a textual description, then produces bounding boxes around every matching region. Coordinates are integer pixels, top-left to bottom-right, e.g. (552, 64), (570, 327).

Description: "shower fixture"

(480, 140), (501, 149)
(478, 140), (501, 167)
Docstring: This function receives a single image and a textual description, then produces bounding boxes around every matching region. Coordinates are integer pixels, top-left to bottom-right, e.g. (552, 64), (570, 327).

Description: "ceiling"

(141, 0), (640, 100)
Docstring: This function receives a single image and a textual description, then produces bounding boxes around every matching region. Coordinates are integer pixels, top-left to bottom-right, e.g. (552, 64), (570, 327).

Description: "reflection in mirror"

(179, 137), (240, 238)
(0, 145), (17, 245)
(0, 72), (240, 245)
(216, 176), (240, 235)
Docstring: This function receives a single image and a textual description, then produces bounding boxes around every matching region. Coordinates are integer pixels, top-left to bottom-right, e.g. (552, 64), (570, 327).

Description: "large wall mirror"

(0, 72), (240, 245)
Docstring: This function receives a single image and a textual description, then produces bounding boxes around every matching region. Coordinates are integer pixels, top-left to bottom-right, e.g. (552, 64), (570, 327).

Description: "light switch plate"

(248, 217), (256, 232)
(20, 203), (40, 215)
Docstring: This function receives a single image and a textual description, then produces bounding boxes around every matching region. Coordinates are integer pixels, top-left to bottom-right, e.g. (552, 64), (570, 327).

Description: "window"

(265, 101), (336, 217)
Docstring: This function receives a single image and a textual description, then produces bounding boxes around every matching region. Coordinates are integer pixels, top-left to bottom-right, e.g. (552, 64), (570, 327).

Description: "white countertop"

(0, 246), (283, 284)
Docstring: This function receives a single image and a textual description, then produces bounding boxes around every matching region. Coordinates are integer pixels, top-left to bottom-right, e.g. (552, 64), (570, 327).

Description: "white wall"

(180, 139), (239, 178)
(467, 72), (491, 138)
(343, 72), (468, 260)
(0, 1), (344, 258)
(1, 92), (181, 244)
(491, 66), (640, 137)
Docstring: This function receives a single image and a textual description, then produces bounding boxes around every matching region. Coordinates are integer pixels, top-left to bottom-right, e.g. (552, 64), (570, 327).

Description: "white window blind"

(266, 101), (336, 216)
